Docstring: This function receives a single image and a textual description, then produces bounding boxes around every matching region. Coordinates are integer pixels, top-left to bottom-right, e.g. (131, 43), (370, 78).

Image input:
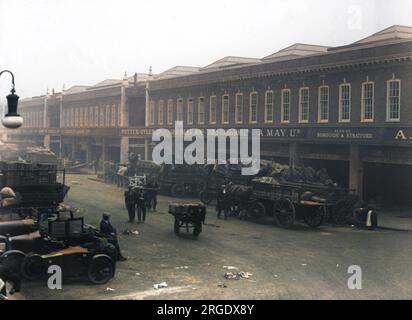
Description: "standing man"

(146, 177), (159, 211)
(93, 159), (98, 175)
(136, 187), (147, 223)
(216, 184), (229, 220)
(124, 186), (137, 223)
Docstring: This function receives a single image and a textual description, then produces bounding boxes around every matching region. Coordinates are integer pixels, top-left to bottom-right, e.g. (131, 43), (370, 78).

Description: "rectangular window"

(105, 105), (111, 126)
(89, 107), (93, 127)
(62, 109), (66, 128)
(299, 87), (309, 122)
(198, 97), (205, 124)
(158, 100), (164, 125)
(79, 108), (84, 127)
(339, 84), (351, 122)
(318, 86), (329, 122)
(281, 89), (291, 123)
(222, 95), (229, 124)
(75, 108), (79, 127)
(235, 93), (243, 124)
(84, 108), (88, 127)
(361, 82), (374, 122)
(249, 92), (258, 123)
(187, 98), (194, 125)
(387, 79), (401, 121)
(149, 100), (155, 125)
(94, 106), (99, 126)
(117, 104), (121, 126)
(210, 96), (217, 124)
(264, 91), (274, 123)
(70, 108), (74, 127)
(84, 107), (89, 127)
(177, 98), (183, 122)
(167, 99), (173, 125)
(111, 105), (116, 127)
(99, 106), (104, 127)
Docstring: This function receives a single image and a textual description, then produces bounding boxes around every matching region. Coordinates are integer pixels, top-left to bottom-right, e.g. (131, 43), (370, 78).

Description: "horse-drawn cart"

(246, 177), (358, 228)
(159, 164), (207, 197)
(168, 203), (206, 237)
(199, 165), (252, 205)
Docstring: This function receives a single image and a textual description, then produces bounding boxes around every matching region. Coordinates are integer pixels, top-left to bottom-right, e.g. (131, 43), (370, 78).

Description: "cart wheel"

(199, 191), (213, 205)
(193, 222), (202, 238)
(171, 184), (185, 198)
(174, 218), (180, 235)
(0, 250), (26, 276)
(303, 206), (325, 228)
(273, 198), (295, 228)
(332, 197), (357, 225)
(21, 253), (47, 281)
(250, 201), (266, 220)
(87, 255), (115, 285)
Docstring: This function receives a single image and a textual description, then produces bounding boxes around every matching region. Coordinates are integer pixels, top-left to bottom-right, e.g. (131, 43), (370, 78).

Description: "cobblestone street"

(15, 175), (412, 300)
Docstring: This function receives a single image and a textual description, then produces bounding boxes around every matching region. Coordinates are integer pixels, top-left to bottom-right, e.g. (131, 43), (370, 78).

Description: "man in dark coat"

(354, 200), (378, 230)
(99, 213), (127, 261)
(125, 187), (136, 222)
(216, 184), (229, 219)
(125, 187), (147, 223)
(146, 177), (159, 211)
(136, 188), (147, 223)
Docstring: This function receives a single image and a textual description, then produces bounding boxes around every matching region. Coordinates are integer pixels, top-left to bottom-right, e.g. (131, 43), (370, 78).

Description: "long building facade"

(5, 25), (412, 206)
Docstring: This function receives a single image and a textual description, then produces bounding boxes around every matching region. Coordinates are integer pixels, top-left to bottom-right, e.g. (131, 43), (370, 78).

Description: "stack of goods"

(254, 161), (338, 188)
(25, 147), (58, 164)
(0, 143), (19, 161)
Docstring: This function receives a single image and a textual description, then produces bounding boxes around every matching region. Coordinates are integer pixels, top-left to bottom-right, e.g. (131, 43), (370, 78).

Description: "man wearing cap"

(99, 213), (127, 261)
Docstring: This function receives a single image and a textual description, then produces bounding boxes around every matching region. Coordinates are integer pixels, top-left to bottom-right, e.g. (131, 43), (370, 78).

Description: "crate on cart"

(168, 203), (206, 238)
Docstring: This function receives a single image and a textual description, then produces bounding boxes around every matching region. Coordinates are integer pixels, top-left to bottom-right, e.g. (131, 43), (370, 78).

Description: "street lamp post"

(0, 70), (23, 129)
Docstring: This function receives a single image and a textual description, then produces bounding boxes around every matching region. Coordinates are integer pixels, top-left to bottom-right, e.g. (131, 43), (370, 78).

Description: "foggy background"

(0, 0), (411, 99)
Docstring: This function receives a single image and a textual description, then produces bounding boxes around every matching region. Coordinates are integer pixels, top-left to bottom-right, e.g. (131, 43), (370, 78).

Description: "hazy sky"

(0, 0), (411, 98)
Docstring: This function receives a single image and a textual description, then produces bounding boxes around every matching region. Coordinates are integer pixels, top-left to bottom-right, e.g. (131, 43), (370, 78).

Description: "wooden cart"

(245, 178), (357, 228)
(168, 203), (206, 237)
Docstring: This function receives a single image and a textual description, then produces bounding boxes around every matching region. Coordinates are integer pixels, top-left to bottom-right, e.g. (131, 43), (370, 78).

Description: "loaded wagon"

(199, 165), (253, 205)
(168, 203), (206, 237)
(245, 177), (358, 228)
(158, 164), (207, 197)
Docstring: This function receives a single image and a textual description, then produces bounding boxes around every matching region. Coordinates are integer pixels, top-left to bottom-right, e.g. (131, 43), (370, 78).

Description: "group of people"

(124, 177), (159, 223)
(123, 153), (159, 224)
